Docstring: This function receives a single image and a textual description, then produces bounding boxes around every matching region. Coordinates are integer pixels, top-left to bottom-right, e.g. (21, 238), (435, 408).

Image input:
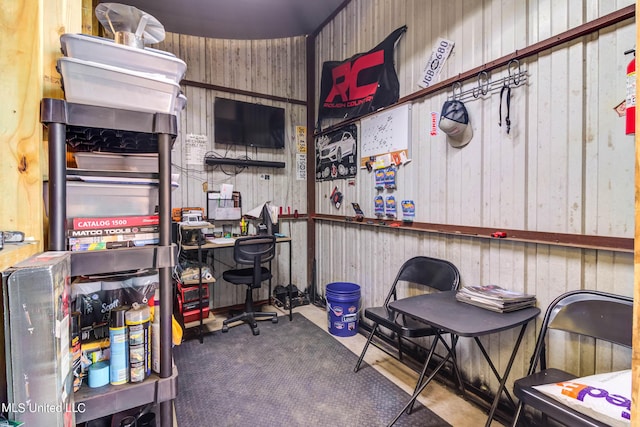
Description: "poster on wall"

(317, 26), (407, 122)
(315, 124), (358, 182)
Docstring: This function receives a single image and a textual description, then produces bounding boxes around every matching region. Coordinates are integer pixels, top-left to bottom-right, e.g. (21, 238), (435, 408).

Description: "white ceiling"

(97, 0), (347, 40)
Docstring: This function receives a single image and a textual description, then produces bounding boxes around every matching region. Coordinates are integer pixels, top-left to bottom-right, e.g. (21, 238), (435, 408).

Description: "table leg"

(407, 333), (464, 413)
(288, 239), (292, 321)
(197, 230), (204, 343)
(482, 323), (529, 427)
(406, 332), (440, 414)
(388, 345), (453, 426)
(437, 334), (465, 395)
(268, 259), (273, 306)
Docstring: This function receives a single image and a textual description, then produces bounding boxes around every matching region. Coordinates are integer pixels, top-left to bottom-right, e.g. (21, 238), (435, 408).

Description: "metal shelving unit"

(41, 98), (178, 427)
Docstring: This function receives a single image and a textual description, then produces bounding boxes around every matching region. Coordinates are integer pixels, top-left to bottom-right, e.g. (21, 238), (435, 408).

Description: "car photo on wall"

(315, 123), (358, 181)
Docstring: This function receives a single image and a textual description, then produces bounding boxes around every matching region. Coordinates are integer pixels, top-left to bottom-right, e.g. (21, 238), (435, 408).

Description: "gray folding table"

(387, 290), (540, 427)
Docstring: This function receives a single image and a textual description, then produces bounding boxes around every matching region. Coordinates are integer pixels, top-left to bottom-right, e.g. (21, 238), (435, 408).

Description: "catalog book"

(69, 214), (159, 230)
(456, 285), (536, 313)
(67, 224), (159, 237)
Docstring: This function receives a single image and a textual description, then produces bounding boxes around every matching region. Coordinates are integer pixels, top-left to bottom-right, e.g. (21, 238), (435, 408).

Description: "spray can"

(151, 289), (161, 374)
(71, 312), (82, 392)
(109, 306), (129, 385)
(126, 303), (151, 382)
(240, 216), (248, 236)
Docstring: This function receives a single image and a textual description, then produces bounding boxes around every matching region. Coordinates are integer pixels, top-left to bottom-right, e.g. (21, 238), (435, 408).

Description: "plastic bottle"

(126, 303), (151, 382)
(109, 306), (129, 385)
(151, 289), (161, 374)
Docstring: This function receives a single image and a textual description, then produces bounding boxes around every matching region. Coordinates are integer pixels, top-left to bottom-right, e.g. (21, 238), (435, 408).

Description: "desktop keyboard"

(180, 221), (212, 227)
(208, 237), (236, 244)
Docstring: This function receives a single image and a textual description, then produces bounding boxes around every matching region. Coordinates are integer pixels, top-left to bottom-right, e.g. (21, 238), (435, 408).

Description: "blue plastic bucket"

(326, 282), (361, 337)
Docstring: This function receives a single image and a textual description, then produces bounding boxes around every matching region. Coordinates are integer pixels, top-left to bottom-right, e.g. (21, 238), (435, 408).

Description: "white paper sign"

(417, 38), (455, 88)
(296, 153), (307, 180)
(185, 134), (208, 166)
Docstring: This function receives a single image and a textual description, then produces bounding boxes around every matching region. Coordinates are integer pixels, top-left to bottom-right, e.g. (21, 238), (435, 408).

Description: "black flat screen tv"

(214, 97), (285, 149)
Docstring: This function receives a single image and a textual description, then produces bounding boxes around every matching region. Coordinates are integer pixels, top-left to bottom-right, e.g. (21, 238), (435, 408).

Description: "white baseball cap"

(438, 100), (473, 148)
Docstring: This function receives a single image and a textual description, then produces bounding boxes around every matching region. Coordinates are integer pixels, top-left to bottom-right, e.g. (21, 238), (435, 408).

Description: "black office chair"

(221, 235), (279, 335)
(353, 256), (460, 374)
(511, 290), (633, 426)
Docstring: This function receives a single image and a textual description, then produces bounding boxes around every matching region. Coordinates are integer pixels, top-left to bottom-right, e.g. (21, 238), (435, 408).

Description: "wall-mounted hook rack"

(449, 60), (528, 102)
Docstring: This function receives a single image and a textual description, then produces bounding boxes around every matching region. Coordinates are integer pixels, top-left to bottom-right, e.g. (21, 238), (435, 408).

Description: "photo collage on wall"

(315, 124), (358, 181)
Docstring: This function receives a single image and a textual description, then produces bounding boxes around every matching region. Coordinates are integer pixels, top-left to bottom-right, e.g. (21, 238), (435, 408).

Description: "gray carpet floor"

(173, 313), (451, 427)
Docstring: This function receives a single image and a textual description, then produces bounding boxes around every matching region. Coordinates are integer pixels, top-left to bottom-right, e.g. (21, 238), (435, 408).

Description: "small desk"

(388, 290), (540, 427)
(181, 235), (294, 322)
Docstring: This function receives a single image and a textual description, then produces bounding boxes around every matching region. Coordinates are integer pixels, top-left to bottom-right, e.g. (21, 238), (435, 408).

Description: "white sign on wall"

(296, 153), (307, 180)
(185, 134), (208, 166)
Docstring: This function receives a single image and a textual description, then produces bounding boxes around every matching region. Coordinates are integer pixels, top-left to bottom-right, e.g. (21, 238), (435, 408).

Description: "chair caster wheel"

(221, 325), (229, 333)
(252, 328), (260, 336)
(271, 317), (278, 324)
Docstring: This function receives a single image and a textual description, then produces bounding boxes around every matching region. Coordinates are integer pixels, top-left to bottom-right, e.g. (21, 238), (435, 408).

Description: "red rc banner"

(318, 26), (407, 122)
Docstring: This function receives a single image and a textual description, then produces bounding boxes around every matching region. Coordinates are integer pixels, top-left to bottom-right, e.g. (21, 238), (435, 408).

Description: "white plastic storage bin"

(60, 34), (187, 83)
(74, 152), (158, 172)
(44, 181), (158, 217)
(73, 152), (127, 171)
(57, 57), (180, 114)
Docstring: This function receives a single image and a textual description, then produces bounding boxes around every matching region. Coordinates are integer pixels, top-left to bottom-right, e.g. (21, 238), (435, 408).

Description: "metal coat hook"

(472, 71), (490, 99)
(508, 59), (522, 87)
(452, 81), (463, 100)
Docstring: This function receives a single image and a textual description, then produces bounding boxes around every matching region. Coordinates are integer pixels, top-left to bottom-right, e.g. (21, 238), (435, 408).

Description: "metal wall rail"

(448, 60), (528, 103)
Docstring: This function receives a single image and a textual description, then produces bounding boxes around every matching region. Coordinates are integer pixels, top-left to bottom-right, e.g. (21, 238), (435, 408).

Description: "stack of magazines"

(456, 285), (536, 313)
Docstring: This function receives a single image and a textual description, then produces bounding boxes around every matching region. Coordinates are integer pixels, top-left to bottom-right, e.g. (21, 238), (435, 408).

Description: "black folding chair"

(511, 290), (633, 426)
(353, 256), (460, 375)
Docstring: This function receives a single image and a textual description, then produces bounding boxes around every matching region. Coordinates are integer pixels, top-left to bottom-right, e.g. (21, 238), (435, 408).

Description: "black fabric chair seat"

(221, 235), (278, 336)
(223, 266), (271, 287)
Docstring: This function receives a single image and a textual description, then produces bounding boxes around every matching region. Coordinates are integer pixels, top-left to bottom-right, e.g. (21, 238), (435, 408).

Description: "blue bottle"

(109, 306), (129, 385)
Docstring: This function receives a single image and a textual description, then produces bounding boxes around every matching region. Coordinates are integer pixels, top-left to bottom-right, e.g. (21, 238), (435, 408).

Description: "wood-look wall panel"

(154, 33), (309, 307)
(313, 0), (635, 407)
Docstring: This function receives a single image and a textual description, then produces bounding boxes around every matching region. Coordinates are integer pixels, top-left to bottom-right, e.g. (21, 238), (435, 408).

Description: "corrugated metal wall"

(155, 34), (309, 308)
(314, 0), (634, 398)
(155, 0), (634, 406)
